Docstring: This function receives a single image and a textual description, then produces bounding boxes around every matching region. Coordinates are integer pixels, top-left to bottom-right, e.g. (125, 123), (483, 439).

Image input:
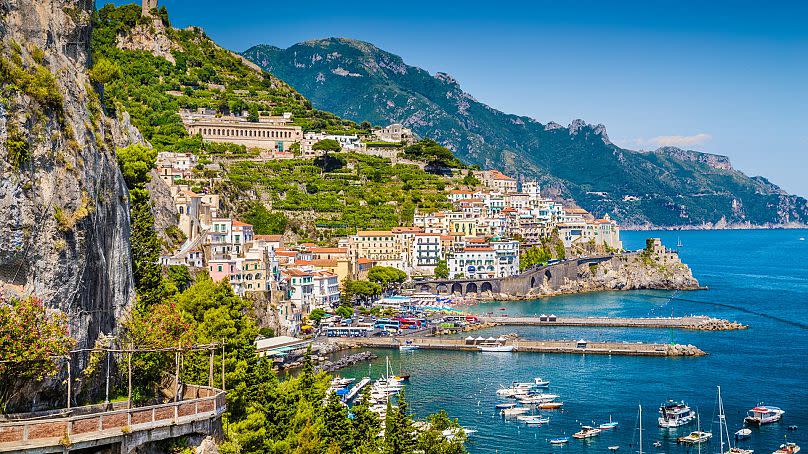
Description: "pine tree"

(322, 391), (352, 452)
(351, 388), (381, 450)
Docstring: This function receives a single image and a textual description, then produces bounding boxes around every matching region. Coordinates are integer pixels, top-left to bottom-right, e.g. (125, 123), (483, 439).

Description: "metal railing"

(0, 384), (225, 450)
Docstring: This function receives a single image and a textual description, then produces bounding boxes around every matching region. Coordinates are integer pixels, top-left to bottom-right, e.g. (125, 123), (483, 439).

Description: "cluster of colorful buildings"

(159, 115), (623, 333)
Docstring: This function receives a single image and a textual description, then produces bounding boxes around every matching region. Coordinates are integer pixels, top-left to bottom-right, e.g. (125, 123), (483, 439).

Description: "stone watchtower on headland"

(142, 0), (158, 16)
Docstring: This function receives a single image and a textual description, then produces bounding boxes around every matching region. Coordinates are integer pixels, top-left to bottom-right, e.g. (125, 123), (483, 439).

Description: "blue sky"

(100, 1), (808, 196)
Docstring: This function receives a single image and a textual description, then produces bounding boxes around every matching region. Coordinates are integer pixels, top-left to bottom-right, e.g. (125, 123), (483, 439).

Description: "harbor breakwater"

(478, 315), (747, 331)
(340, 337), (706, 357)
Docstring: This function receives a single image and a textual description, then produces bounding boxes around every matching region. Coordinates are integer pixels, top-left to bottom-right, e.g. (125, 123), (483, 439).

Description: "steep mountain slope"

(0, 0), (135, 351)
(244, 39), (808, 227)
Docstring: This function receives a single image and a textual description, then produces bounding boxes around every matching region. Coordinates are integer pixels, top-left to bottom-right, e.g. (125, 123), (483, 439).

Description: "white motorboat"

(501, 406), (531, 417)
(517, 415), (550, 425)
(745, 406), (785, 426)
(550, 437), (569, 445)
(518, 393), (559, 404)
(496, 386), (529, 397)
(572, 426), (602, 439)
(658, 400), (697, 428)
(678, 431), (713, 444)
(735, 429), (752, 440)
(512, 377), (550, 388)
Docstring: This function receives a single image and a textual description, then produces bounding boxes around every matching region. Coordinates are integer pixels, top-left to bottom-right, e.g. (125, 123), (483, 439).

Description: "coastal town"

(155, 108), (623, 336)
(1, 2), (802, 454)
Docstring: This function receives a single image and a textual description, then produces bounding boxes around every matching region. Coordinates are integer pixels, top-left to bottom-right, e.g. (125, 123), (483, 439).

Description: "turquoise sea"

(334, 230), (808, 453)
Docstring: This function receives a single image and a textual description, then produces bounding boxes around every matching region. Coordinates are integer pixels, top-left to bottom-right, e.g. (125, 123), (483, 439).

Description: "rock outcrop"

(0, 1), (136, 350)
(488, 252), (700, 301)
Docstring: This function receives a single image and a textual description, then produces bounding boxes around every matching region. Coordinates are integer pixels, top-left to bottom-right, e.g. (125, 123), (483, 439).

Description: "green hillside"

(91, 5), (471, 237)
(243, 39), (808, 227)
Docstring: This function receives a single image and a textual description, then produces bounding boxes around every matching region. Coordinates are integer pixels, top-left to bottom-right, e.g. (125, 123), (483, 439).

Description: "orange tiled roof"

(232, 220), (252, 227)
(356, 230), (394, 237)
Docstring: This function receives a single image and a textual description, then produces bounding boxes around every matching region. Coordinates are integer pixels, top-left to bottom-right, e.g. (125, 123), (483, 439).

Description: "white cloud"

(647, 133), (712, 148)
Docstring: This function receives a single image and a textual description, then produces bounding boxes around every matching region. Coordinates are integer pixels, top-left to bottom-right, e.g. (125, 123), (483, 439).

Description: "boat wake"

(634, 292), (808, 330)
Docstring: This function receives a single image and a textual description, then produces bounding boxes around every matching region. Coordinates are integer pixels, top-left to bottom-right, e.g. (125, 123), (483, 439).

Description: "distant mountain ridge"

(243, 38), (808, 227)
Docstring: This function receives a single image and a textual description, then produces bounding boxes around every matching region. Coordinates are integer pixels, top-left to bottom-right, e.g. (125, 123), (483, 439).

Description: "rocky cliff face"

(536, 253), (700, 298)
(0, 0), (136, 349)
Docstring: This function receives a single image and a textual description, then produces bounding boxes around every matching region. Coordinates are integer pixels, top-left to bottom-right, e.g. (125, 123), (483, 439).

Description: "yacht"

(572, 426), (602, 439)
(658, 400), (697, 428)
(773, 443), (800, 454)
(745, 406), (785, 426)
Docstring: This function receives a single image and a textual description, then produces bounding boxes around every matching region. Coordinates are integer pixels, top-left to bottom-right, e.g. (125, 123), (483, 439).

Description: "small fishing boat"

(745, 406), (785, 426)
(540, 402), (564, 410)
(599, 415), (619, 430)
(495, 402), (518, 409)
(501, 406), (531, 417)
(572, 426), (602, 439)
(735, 429), (752, 440)
(658, 400), (697, 428)
(550, 437), (569, 445)
(609, 446), (620, 451)
(677, 431), (713, 444)
(773, 444), (800, 454)
(653, 441), (663, 448)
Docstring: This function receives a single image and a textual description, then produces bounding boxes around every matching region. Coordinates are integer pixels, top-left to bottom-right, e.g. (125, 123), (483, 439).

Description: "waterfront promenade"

(478, 315), (746, 330)
(339, 337), (706, 357)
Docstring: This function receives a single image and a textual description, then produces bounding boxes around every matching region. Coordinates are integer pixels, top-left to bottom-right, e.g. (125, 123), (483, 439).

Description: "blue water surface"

(334, 230), (808, 453)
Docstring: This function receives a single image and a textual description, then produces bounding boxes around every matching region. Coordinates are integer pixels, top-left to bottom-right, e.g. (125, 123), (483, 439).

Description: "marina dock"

(339, 337), (706, 357)
(344, 377), (371, 401)
(478, 315), (746, 331)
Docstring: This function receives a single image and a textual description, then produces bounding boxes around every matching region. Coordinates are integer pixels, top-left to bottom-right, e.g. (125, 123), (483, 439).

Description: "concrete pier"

(339, 337), (706, 357)
(478, 315), (746, 331)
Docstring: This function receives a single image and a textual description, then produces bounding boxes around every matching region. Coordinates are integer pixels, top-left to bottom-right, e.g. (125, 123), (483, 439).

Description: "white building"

(411, 232), (443, 273)
(448, 247), (496, 279)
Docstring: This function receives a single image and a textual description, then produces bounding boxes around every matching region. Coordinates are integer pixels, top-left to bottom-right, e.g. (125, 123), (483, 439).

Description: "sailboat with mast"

(717, 386), (754, 454)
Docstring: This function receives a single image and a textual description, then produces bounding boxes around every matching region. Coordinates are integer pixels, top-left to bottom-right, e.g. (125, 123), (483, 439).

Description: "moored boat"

(773, 443), (800, 454)
(399, 340), (419, 351)
(735, 429), (752, 440)
(539, 402), (564, 409)
(495, 402), (518, 409)
(658, 400), (697, 428)
(550, 437), (569, 445)
(729, 448), (755, 454)
(745, 406), (785, 426)
(599, 415), (619, 430)
(517, 415), (550, 425)
(501, 406), (531, 417)
(572, 426), (602, 439)
(677, 431), (713, 444)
